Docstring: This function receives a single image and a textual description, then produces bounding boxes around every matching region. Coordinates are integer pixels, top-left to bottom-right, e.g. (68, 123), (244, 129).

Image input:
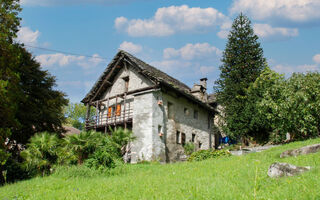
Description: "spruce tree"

(214, 13), (266, 140)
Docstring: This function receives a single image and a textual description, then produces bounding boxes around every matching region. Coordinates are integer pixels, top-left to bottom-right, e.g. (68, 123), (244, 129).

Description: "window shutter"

(116, 104), (121, 116)
(108, 107), (112, 117)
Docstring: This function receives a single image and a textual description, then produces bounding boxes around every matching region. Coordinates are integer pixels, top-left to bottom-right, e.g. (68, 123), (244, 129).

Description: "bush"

(85, 150), (116, 170)
(188, 149), (231, 162)
(183, 142), (195, 155)
(20, 132), (61, 176)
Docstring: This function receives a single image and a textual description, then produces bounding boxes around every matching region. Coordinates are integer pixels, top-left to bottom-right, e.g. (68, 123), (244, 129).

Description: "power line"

(24, 44), (109, 61)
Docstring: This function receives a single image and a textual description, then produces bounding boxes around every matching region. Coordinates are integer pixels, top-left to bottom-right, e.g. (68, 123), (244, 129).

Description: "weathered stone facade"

(82, 50), (215, 163)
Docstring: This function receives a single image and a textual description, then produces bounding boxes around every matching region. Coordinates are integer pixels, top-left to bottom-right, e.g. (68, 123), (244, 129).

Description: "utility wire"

(24, 44), (109, 61)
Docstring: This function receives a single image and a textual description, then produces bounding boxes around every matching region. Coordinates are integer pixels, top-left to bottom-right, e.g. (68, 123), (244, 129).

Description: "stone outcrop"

(267, 162), (310, 178)
(280, 143), (320, 158)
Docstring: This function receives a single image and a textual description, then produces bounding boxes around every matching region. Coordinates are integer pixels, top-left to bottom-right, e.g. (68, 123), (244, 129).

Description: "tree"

(0, 0), (22, 167)
(214, 13), (266, 141)
(245, 67), (285, 142)
(64, 103), (95, 130)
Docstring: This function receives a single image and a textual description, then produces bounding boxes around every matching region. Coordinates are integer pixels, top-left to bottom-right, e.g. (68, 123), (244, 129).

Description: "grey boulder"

(268, 162), (310, 178)
(280, 143), (320, 158)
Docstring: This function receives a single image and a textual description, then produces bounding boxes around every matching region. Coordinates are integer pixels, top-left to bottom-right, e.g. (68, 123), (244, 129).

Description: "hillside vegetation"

(1, 138), (320, 200)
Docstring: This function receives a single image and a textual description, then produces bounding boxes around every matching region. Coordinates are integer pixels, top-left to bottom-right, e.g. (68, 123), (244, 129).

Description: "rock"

(280, 143), (320, 158)
(267, 162), (310, 178)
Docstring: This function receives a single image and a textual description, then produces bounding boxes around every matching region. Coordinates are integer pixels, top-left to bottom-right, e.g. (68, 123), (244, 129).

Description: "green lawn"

(1, 138), (320, 200)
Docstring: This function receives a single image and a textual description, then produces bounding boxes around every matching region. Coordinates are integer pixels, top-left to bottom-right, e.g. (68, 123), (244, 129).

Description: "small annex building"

(82, 50), (216, 163)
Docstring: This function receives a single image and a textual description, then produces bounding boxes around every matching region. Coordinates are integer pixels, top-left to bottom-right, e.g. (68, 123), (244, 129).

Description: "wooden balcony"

(85, 108), (133, 130)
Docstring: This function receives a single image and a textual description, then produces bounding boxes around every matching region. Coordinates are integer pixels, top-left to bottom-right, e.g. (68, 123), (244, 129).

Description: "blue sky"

(17, 0), (320, 103)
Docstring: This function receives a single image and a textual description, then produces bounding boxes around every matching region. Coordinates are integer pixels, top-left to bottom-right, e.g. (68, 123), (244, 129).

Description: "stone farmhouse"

(82, 50), (217, 163)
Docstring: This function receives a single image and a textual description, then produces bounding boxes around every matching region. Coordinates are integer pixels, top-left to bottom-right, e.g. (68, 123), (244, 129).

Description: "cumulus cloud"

(230, 0), (320, 24)
(119, 41), (142, 54)
(253, 24), (299, 40)
(21, 0), (141, 6)
(313, 54), (320, 64)
(163, 43), (222, 60)
(199, 66), (216, 75)
(272, 64), (318, 75)
(115, 5), (230, 37)
(16, 27), (40, 45)
(35, 53), (104, 69)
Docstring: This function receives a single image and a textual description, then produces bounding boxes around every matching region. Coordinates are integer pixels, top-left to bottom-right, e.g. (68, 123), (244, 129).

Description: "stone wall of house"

(161, 91), (213, 162)
(98, 66), (154, 121)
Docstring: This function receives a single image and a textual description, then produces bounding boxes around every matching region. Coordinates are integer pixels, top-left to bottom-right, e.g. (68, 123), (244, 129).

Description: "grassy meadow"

(1, 138), (320, 200)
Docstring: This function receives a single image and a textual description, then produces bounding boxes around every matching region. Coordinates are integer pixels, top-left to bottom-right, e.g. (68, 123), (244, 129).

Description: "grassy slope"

(1, 138), (320, 200)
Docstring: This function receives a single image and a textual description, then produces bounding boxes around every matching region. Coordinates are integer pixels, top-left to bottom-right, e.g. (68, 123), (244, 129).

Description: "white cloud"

(16, 27), (40, 45)
(253, 24), (299, 39)
(163, 43), (222, 60)
(115, 5), (230, 37)
(313, 54), (320, 64)
(21, 0), (141, 6)
(150, 60), (192, 72)
(119, 41), (142, 54)
(35, 53), (104, 69)
(199, 66), (216, 75)
(230, 0), (320, 23)
(272, 64), (318, 75)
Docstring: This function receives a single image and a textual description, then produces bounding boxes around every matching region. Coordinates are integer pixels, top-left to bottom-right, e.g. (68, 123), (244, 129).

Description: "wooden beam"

(90, 85), (159, 105)
(91, 55), (124, 101)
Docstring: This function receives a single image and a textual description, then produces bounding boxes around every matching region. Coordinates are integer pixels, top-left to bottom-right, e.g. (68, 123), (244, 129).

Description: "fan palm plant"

(21, 132), (60, 176)
(63, 131), (103, 165)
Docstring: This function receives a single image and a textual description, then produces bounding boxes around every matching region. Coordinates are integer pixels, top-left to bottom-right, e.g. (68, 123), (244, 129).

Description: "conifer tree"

(214, 13), (266, 140)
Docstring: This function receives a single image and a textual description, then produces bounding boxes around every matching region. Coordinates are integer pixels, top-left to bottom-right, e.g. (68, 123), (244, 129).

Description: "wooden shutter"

(116, 104), (121, 116)
(107, 107), (112, 118)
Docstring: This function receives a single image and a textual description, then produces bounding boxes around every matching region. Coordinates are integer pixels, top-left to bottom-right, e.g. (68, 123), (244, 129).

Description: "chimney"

(200, 78), (207, 90)
(191, 78), (208, 102)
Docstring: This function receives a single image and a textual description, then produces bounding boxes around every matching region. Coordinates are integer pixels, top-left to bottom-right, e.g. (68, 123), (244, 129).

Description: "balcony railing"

(85, 108), (133, 129)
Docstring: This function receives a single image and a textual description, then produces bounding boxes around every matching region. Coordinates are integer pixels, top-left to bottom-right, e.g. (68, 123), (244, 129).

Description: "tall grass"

(1, 138), (320, 200)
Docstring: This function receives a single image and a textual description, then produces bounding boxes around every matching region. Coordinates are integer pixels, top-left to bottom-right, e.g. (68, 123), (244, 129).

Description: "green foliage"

(188, 149), (231, 162)
(63, 128), (134, 168)
(63, 131), (103, 165)
(254, 72), (320, 142)
(64, 103), (95, 130)
(108, 127), (135, 157)
(214, 13), (266, 140)
(183, 142), (195, 155)
(20, 132), (61, 176)
(85, 150), (116, 170)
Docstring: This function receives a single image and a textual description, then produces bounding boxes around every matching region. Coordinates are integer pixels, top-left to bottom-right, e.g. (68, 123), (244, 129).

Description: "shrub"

(188, 149), (231, 162)
(20, 132), (61, 176)
(85, 149), (116, 170)
(183, 142), (195, 155)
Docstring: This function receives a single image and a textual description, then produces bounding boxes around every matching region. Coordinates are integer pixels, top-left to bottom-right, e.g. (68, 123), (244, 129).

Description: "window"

(168, 102), (174, 119)
(194, 110), (198, 119)
(199, 142), (202, 149)
(184, 108), (189, 116)
(123, 76), (129, 92)
(192, 134), (196, 142)
(181, 133), (186, 146)
(176, 131), (180, 144)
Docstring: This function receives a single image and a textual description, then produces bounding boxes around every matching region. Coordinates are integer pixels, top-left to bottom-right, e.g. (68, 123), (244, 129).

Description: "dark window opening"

(194, 110), (198, 119)
(168, 102), (174, 119)
(176, 131), (180, 144)
(123, 76), (129, 92)
(199, 142), (202, 149)
(192, 134), (196, 142)
(184, 108), (189, 116)
(181, 133), (186, 146)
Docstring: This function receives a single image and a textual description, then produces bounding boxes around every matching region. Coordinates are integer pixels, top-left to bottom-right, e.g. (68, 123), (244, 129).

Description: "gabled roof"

(81, 50), (215, 112)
